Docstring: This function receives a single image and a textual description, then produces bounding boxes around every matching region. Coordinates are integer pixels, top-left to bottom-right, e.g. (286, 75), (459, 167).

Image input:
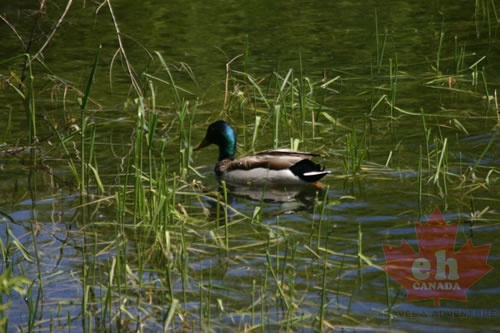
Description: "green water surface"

(1, 1), (499, 332)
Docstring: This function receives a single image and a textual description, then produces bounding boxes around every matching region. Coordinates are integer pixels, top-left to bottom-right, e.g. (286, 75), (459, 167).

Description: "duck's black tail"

(290, 159), (331, 183)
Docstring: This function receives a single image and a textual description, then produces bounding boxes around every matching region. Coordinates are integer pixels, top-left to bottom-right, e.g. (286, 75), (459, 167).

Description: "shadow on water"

(201, 182), (330, 225)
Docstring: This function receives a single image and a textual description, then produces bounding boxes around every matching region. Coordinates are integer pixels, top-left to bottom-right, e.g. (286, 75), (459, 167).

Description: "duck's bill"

(193, 138), (210, 151)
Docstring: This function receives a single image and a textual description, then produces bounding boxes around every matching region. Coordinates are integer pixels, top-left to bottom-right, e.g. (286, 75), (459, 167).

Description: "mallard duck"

(194, 120), (331, 186)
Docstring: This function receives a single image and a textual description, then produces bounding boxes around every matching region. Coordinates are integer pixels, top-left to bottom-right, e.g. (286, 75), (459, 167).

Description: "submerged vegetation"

(1, 1), (499, 332)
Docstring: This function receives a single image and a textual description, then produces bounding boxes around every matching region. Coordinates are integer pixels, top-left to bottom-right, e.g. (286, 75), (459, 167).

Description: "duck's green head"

(194, 120), (237, 161)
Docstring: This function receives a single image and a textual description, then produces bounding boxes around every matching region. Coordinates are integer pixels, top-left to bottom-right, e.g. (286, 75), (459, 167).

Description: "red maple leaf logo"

(382, 206), (493, 306)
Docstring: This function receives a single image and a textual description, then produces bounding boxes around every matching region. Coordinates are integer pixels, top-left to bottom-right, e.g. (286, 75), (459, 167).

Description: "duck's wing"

(254, 149), (320, 159)
(224, 149), (319, 172)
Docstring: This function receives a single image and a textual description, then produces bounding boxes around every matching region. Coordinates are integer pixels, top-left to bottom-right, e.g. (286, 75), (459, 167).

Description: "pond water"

(1, 0), (499, 332)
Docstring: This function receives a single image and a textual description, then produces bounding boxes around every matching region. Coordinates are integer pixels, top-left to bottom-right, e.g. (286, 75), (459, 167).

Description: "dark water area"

(1, 0), (499, 332)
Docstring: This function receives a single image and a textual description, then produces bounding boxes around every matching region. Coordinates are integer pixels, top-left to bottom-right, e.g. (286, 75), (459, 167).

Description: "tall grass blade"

(163, 298), (179, 333)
